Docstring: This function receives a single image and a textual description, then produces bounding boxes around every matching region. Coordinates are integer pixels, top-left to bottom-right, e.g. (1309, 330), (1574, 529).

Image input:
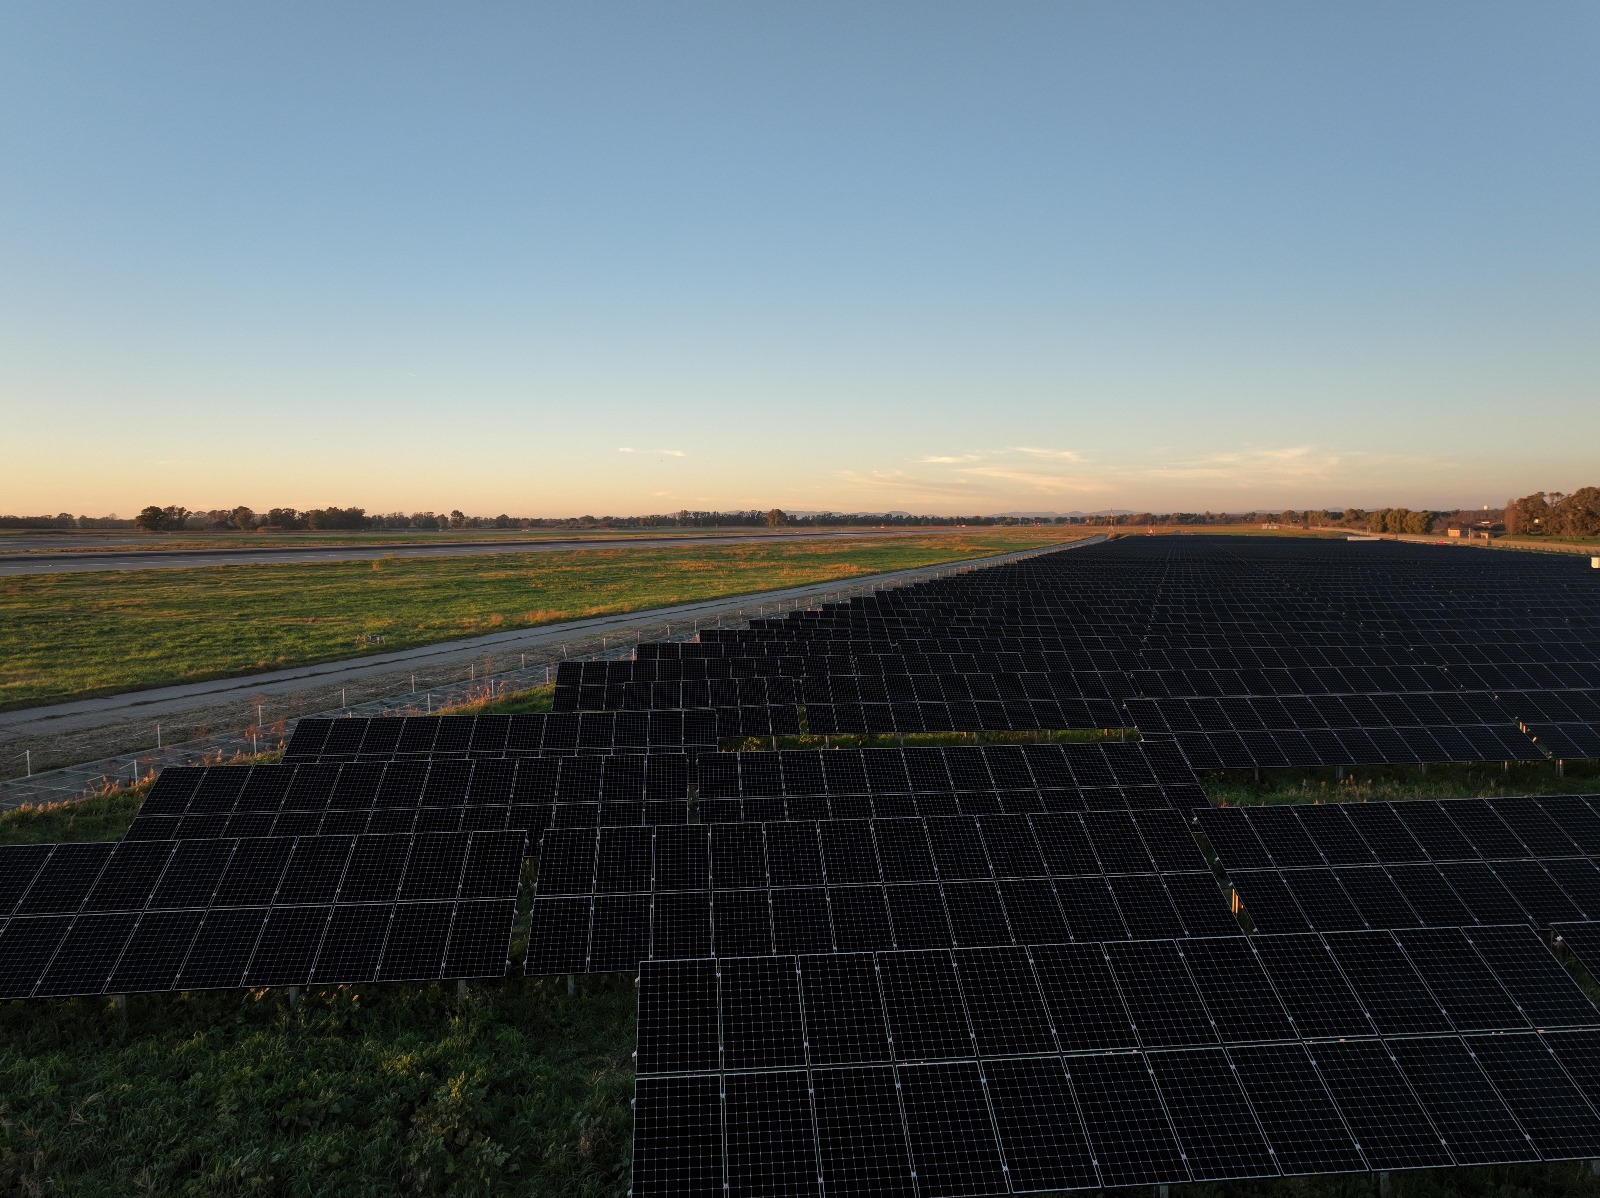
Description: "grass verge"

(0, 529), (1079, 710)
(443, 684), (556, 717)
(0, 750), (283, 845)
(719, 728), (1138, 752)
(0, 975), (636, 1198)
(1202, 760), (1600, 806)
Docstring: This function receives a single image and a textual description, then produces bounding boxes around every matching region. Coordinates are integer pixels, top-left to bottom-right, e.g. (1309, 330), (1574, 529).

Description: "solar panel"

(982, 1056), (1100, 1190)
(723, 1071), (819, 1198)
(631, 1074), (723, 1198)
(1227, 1042), (1367, 1175)
(1466, 1033), (1600, 1159)
(1320, 930), (1451, 1035)
(1146, 1047), (1279, 1180)
(1180, 937), (1295, 1042)
(950, 946), (1054, 1056)
(1103, 940), (1215, 1047)
(1393, 926), (1527, 1031)
(1463, 924), (1600, 1027)
(811, 1066), (917, 1197)
(1305, 1039), (1454, 1170)
(1251, 935), (1373, 1038)
(897, 1062), (1009, 1195)
(1066, 1052), (1189, 1187)
(1384, 1035), (1537, 1164)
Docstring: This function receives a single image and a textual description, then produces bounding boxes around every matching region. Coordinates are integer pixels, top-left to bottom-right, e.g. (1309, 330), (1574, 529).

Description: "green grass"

(1202, 759), (1600, 806)
(1500, 533), (1600, 547)
(3, 526), (878, 554)
(0, 529), (1079, 710)
(0, 788), (150, 845)
(0, 975), (636, 1197)
(0, 750), (286, 844)
(720, 727), (1137, 752)
(445, 684), (556, 716)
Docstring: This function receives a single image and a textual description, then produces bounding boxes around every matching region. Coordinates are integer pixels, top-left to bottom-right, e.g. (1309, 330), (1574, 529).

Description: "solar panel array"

(10, 535), (1600, 1194)
(285, 710), (721, 759)
(0, 830), (525, 997)
(690, 740), (1206, 821)
(633, 932), (1600, 1194)
(1200, 797), (1600, 933)
(555, 536), (1600, 766)
(612, 537), (1600, 1194)
(125, 756), (693, 841)
(525, 812), (1238, 972)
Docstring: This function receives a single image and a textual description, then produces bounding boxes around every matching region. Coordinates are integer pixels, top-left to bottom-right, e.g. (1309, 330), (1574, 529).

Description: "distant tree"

(231, 505), (255, 531)
(1549, 488), (1600, 538)
(1402, 510), (1431, 535)
(449, 510), (468, 529)
(1506, 492), (1550, 535)
(304, 506), (368, 531)
(766, 508), (787, 527)
(133, 504), (190, 531)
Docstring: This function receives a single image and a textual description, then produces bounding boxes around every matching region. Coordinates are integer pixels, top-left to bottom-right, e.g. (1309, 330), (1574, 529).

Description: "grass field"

(0, 526), (906, 554)
(1205, 759), (1600, 806)
(1499, 533), (1600, 547)
(9, 752), (1600, 1195)
(0, 529), (1078, 710)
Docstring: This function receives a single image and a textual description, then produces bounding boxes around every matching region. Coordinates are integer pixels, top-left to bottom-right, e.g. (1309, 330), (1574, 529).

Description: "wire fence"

(0, 539), (1091, 810)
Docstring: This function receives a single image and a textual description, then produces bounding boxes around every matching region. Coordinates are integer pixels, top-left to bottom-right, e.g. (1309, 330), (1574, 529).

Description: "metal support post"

(112, 994), (126, 1013)
(457, 978), (468, 998)
(567, 974), (576, 997)
(287, 986), (301, 1007)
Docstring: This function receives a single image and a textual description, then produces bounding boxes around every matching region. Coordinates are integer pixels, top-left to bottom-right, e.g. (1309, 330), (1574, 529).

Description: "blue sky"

(2, 2), (1596, 516)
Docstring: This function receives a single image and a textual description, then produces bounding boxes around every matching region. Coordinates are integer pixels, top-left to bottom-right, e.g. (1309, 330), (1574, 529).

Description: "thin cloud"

(1150, 446), (1342, 485)
(617, 447), (686, 457)
(1012, 447), (1084, 462)
(955, 466), (1111, 495)
(918, 454), (985, 464)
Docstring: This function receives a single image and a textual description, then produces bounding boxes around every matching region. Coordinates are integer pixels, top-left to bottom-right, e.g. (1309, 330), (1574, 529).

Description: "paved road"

(0, 539), (1097, 744)
(0, 528), (938, 576)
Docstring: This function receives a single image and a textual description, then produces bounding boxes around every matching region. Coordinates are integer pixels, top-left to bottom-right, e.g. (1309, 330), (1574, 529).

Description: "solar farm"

(8, 533), (1600, 1195)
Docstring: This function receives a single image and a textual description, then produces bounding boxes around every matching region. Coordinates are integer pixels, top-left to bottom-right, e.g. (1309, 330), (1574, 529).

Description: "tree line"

(104, 507), (1068, 532)
(5, 494), (1589, 535)
(1504, 489), (1600, 538)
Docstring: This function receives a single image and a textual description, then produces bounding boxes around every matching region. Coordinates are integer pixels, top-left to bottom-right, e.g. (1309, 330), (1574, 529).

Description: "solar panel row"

(0, 830), (526, 997)
(284, 710), (719, 760)
(632, 942), (1600, 1194)
(528, 874), (1239, 973)
(125, 758), (693, 841)
(1197, 796), (1600, 867)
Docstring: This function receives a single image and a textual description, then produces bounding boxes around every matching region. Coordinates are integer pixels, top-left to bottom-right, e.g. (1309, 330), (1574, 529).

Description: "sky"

(2, 3), (1597, 518)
